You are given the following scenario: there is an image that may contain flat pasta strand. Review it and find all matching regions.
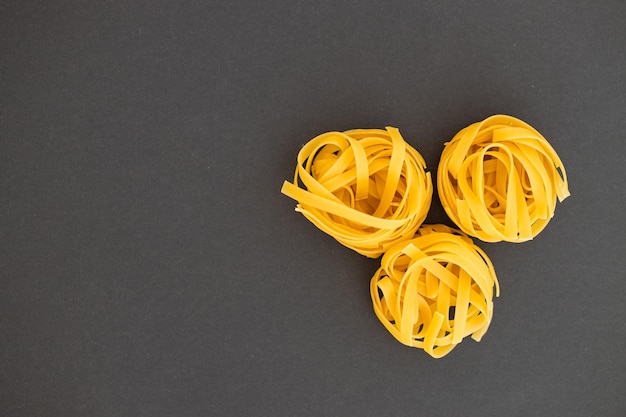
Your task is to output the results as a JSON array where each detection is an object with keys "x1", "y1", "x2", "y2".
[
  {"x1": 437, "y1": 115, "x2": 570, "y2": 242},
  {"x1": 370, "y1": 224, "x2": 499, "y2": 358},
  {"x1": 281, "y1": 127, "x2": 432, "y2": 257}
]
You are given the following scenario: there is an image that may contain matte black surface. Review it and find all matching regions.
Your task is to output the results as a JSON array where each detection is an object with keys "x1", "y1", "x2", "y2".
[{"x1": 1, "y1": 1, "x2": 625, "y2": 416}]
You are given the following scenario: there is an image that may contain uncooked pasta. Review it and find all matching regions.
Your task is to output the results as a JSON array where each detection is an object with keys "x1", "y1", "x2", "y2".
[
  {"x1": 437, "y1": 115, "x2": 569, "y2": 242},
  {"x1": 282, "y1": 127, "x2": 432, "y2": 257},
  {"x1": 370, "y1": 224, "x2": 499, "y2": 358}
]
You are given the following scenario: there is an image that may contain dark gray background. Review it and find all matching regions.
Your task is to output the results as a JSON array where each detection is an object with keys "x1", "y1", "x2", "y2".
[{"x1": 1, "y1": 1, "x2": 625, "y2": 416}]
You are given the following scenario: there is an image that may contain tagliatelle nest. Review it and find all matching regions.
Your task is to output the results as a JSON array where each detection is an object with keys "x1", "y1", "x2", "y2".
[
  {"x1": 370, "y1": 224, "x2": 499, "y2": 358},
  {"x1": 437, "y1": 115, "x2": 570, "y2": 243},
  {"x1": 282, "y1": 127, "x2": 432, "y2": 258}
]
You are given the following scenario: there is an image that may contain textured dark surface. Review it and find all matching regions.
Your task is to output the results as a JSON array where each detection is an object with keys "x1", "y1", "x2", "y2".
[{"x1": 1, "y1": 1, "x2": 625, "y2": 416}]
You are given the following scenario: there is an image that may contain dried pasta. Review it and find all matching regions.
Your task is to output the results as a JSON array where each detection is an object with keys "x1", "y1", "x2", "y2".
[
  {"x1": 281, "y1": 127, "x2": 432, "y2": 257},
  {"x1": 370, "y1": 224, "x2": 499, "y2": 358},
  {"x1": 437, "y1": 115, "x2": 570, "y2": 242}
]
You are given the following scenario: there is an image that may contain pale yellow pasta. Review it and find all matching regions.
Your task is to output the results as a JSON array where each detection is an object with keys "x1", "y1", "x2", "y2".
[
  {"x1": 438, "y1": 115, "x2": 570, "y2": 242},
  {"x1": 370, "y1": 224, "x2": 499, "y2": 358},
  {"x1": 281, "y1": 127, "x2": 432, "y2": 257}
]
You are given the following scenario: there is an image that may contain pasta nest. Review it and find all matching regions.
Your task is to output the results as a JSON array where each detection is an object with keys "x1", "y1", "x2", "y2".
[
  {"x1": 282, "y1": 127, "x2": 432, "y2": 258},
  {"x1": 437, "y1": 115, "x2": 570, "y2": 242},
  {"x1": 370, "y1": 224, "x2": 499, "y2": 358}
]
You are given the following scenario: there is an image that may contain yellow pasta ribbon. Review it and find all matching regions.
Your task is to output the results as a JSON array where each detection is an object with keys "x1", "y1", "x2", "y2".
[
  {"x1": 370, "y1": 224, "x2": 500, "y2": 358},
  {"x1": 281, "y1": 127, "x2": 432, "y2": 258},
  {"x1": 437, "y1": 115, "x2": 570, "y2": 242}
]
